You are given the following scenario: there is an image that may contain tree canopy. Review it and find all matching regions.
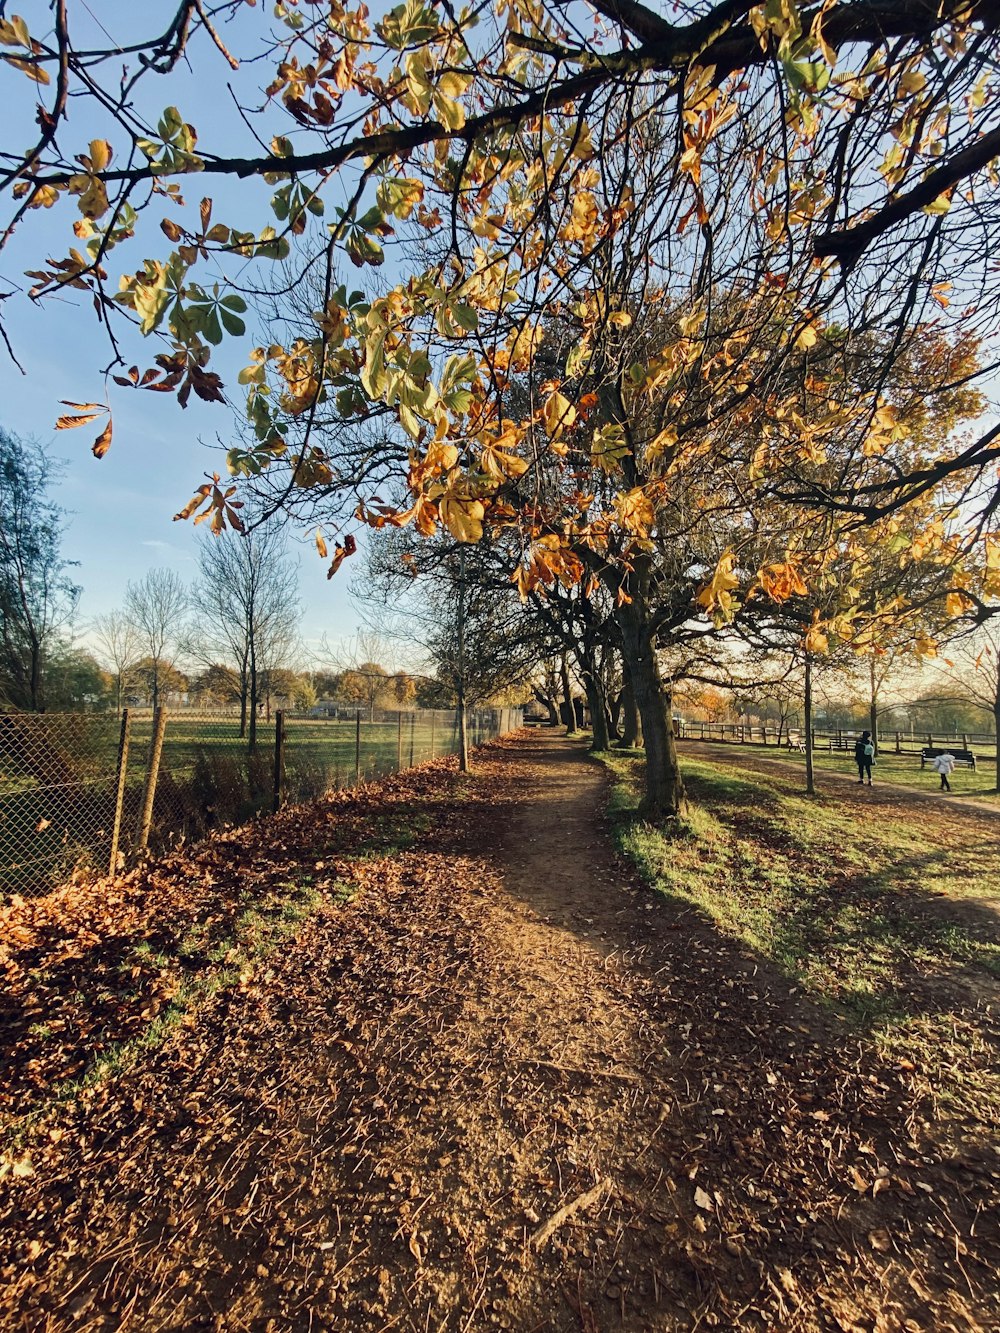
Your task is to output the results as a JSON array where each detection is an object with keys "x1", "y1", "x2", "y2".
[{"x1": 4, "y1": 0, "x2": 1000, "y2": 805}]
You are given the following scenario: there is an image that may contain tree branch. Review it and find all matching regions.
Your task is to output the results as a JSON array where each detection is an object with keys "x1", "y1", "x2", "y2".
[{"x1": 814, "y1": 124, "x2": 1000, "y2": 265}]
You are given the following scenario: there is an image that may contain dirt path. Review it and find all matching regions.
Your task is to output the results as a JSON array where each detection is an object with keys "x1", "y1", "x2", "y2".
[{"x1": 2, "y1": 735, "x2": 998, "y2": 1332}]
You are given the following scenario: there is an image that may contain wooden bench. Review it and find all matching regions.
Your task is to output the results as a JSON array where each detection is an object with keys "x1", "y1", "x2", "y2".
[{"x1": 920, "y1": 747, "x2": 977, "y2": 771}]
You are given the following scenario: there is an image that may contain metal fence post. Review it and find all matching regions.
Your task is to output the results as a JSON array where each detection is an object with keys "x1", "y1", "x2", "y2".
[
  {"x1": 272, "y1": 710, "x2": 285, "y2": 814},
  {"x1": 136, "y1": 706, "x2": 167, "y2": 852},
  {"x1": 355, "y1": 709, "x2": 362, "y2": 784},
  {"x1": 108, "y1": 708, "x2": 131, "y2": 876},
  {"x1": 397, "y1": 710, "x2": 403, "y2": 772},
  {"x1": 409, "y1": 712, "x2": 415, "y2": 768},
  {"x1": 430, "y1": 710, "x2": 436, "y2": 760}
]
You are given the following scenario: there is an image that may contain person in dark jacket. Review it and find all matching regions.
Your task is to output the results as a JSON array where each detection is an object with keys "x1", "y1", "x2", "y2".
[{"x1": 854, "y1": 731, "x2": 875, "y2": 785}]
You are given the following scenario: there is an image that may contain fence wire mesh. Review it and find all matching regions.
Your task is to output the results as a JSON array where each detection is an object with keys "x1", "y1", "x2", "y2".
[
  {"x1": 0, "y1": 712, "x2": 128, "y2": 898},
  {"x1": 1, "y1": 705, "x2": 521, "y2": 899}
]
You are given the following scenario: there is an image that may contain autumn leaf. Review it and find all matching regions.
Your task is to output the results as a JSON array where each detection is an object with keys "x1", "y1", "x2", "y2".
[
  {"x1": 440, "y1": 492, "x2": 485, "y2": 543},
  {"x1": 326, "y1": 534, "x2": 357, "y2": 578},
  {"x1": 92, "y1": 417, "x2": 113, "y2": 458},
  {"x1": 697, "y1": 551, "x2": 739, "y2": 616},
  {"x1": 613, "y1": 487, "x2": 654, "y2": 535},
  {"x1": 542, "y1": 391, "x2": 576, "y2": 438}
]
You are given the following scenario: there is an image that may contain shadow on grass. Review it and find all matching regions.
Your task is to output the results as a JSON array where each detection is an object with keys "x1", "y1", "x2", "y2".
[{"x1": 602, "y1": 751, "x2": 1000, "y2": 1039}]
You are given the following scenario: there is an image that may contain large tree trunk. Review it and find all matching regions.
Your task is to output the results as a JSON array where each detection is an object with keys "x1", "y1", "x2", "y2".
[
  {"x1": 608, "y1": 689, "x2": 623, "y2": 740},
  {"x1": 869, "y1": 659, "x2": 878, "y2": 755},
  {"x1": 617, "y1": 667, "x2": 642, "y2": 748},
  {"x1": 560, "y1": 654, "x2": 576, "y2": 735},
  {"x1": 617, "y1": 602, "x2": 685, "y2": 817},
  {"x1": 457, "y1": 545, "x2": 469, "y2": 771},
  {"x1": 532, "y1": 686, "x2": 559, "y2": 727},
  {"x1": 600, "y1": 645, "x2": 622, "y2": 740},
  {"x1": 994, "y1": 699, "x2": 1000, "y2": 793},
  {"x1": 804, "y1": 655, "x2": 815, "y2": 796},
  {"x1": 578, "y1": 648, "x2": 611, "y2": 751}
]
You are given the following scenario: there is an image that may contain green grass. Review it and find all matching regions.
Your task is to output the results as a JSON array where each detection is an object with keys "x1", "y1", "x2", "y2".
[
  {"x1": 681, "y1": 736, "x2": 1000, "y2": 799},
  {"x1": 602, "y1": 749, "x2": 1000, "y2": 1021},
  {"x1": 602, "y1": 749, "x2": 1000, "y2": 1119},
  {"x1": 127, "y1": 714, "x2": 471, "y2": 785}
]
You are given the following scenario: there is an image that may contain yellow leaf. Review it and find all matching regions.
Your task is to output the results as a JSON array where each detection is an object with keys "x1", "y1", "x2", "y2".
[
  {"x1": 542, "y1": 391, "x2": 576, "y2": 438},
  {"x1": 794, "y1": 323, "x2": 819, "y2": 352},
  {"x1": 900, "y1": 70, "x2": 926, "y2": 95},
  {"x1": 804, "y1": 625, "x2": 828, "y2": 654},
  {"x1": 678, "y1": 306, "x2": 706, "y2": 338},
  {"x1": 613, "y1": 487, "x2": 654, "y2": 535},
  {"x1": 8, "y1": 56, "x2": 49, "y2": 85},
  {"x1": 88, "y1": 139, "x2": 112, "y2": 171},
  {"x1": 480, "y1": 442, "x2": 528, "y2": 482},
  {"x1": 68, "y1": 172, "x2": 109, "y2": 220},
  {"x1": 697, "y1": 551, "x2": 739, "y2": 615},
  {"x1": 315, "y1": 529, "x2": 328, "y2": 559},
  {"x1": 923, "y1": 191, "x2": 952, "y2": 216},
  {"x1": 440, "y1": 494, "x2": 484, "y2": 543},
  {"x1": 560, "y1": 191, "x2": 598, "y2": 242},
  {"x1": 679, "y1": 144, "x2": 701, "y2": 185},
  {"x1": 591, "y1": 424, "x2": 629, "y2": 473}
]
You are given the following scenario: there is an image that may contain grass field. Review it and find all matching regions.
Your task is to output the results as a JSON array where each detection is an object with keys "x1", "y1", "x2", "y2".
[
  {"x1": 1, "y1": 709, "x2": 494, "y2": 899},
  {"x1": 602, "y1": 747, "x2": 1000, "y2": 1122},
  {"x1": 129, "y1": 712, "x2": 472, "y2": 786},
  {"x1": 682, "y1": 735, "x2": 1000, "y2": 797}
]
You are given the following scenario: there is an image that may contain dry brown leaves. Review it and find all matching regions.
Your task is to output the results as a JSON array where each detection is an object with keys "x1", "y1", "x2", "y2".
[{"x1": 1, "y1": 734, "x2": 998, "y2": 1333}]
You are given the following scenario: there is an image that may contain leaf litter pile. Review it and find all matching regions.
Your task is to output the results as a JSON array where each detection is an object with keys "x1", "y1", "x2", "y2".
[{"x1": 2, "y1": 733, "x2": 998, "y2": 1332}]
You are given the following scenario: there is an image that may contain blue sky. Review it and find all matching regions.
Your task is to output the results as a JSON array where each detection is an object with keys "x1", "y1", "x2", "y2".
[{"x1": 0, "y1": 1, "x2": 371, "y2": 658}]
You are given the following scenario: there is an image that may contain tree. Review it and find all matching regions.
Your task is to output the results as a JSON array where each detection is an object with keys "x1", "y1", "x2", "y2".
[
  {"x1": 92, "y1": 609, "x2": 141, "y2": 716},
  {"x1": 44, "y1": 646, "x2": 113, "y2": 710},
  {"x1": 4, "y1": 1, "x2": 1000, "y2": 816},
  {"x1": 125, "y1": 569, "x2": 188, "y2": 712},
  {"x1": 187, "y1": 520, "x2": 301, "y2": 746},
  {"x1": 6, "y1": 2, "x2": 999, "y2": 535},
  {"x1": 131, "y1": 656, "x2": 188, "y2": 704},
  {"x1": 358, "y1": 528, "x2": 547, "y2": 766},
  {"x1": 0, "y1": 430, "x2": 80, "y2": 711},
  {"x1": 338, "y1": 663, "x2": 390, "y2": 721},
  {"x1": 190, "y1": 663, "x2": 242, "y2": 706}
]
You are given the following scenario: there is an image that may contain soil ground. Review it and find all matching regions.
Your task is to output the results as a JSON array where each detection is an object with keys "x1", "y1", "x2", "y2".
[{"x1": 2, "y1": 733, "x2": 998, "y2": 1332}]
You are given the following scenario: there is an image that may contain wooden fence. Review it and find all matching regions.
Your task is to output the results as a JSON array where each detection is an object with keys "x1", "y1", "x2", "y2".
[{"x1": 678, "y1": 720, "x2": 997, "y2": 754}]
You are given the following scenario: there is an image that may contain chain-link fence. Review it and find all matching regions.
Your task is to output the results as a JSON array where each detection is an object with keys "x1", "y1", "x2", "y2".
[
  {"x1": 0, "y1": 712, "x2": 130, "y2": 899},
  {"x1": 0, "y1": 705, "x2": 522, "y2": 900}
]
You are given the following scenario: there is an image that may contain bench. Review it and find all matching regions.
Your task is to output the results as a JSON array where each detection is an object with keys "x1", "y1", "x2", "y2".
[{"x1": 920, "y1": 747, "x2": 977, "y2": 771}]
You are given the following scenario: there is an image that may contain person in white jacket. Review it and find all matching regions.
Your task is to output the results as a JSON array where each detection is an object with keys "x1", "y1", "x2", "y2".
[{"x1": 931, "y1": 752, "x2": 956, "y2": 792}]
